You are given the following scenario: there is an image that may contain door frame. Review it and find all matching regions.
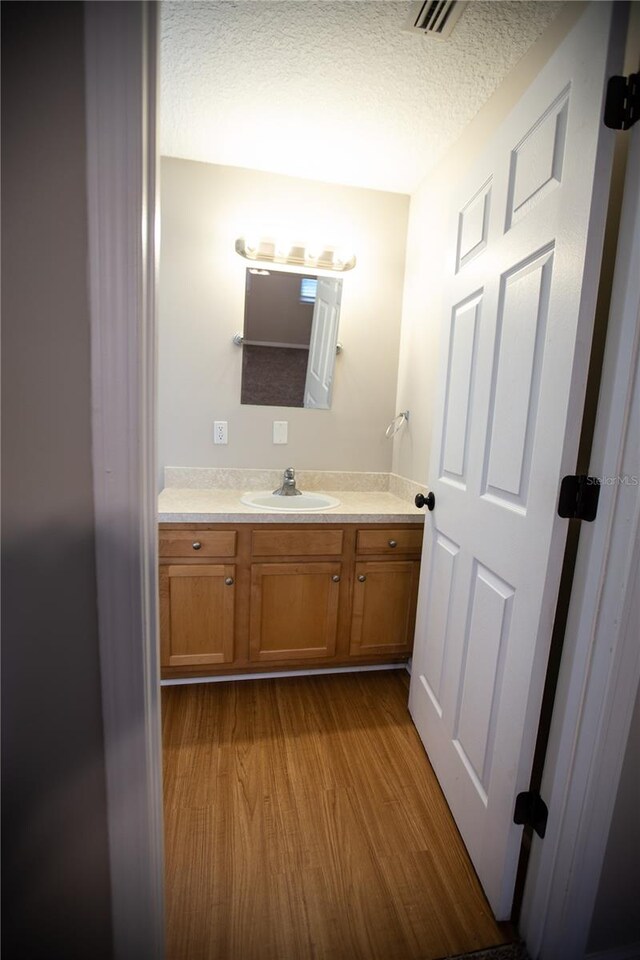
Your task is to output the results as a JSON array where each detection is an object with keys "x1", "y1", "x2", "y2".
[
  {"x1": 84, "y1": 3, "x2": 639, "y2": 958},
  {"x1": 84, "y1": 3, "x2": 164, "y2": 958},
  {"x1": 520, "y1": 118, "x2": 640, "y2": 960}
]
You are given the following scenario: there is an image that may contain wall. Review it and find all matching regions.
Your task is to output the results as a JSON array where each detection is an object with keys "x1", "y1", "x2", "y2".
[
  {"x1": 1, "y1": 4, "x2": 113, "y2": 957},
  {"x1": 392, "y1": 1, "x2": 586, "y2": 483},
  {"x1": 390, "y1": 172, "x2": 449, "y2": 486},
  {"x1": 158, "y1": 158, "x2": 409, "y2": 483}
]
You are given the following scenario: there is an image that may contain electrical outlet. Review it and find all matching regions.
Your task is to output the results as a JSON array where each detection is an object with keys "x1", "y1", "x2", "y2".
[
  {"x1": 273, "y1": 420, "x2": 288, "y2": 444},
  {"x1": 214, "y1": 421, "x2": 228, "y2": 445}
]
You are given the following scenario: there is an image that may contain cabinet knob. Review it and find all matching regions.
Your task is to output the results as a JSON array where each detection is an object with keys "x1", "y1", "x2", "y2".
[
  {"x1": 358, "y1": 574, "x2": 367, "y2": 582},
  {"x1": 224, "y1": 577, "x2": 234, "y2": 586},
  {"x1": 192, "y1": 541, "x2": 202, "y2": 550},
  {"x1": 388, "y1": 539, "x2": 398, "y2": 548},
  {"x1": 331, "y1": 574, "x2": 341, "y2": 583}
]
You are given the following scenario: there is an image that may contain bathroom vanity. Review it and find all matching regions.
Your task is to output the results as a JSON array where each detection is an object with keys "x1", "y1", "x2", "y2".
[{"x1": 158, "y1": 474, "x2": 426, "y2": 678}]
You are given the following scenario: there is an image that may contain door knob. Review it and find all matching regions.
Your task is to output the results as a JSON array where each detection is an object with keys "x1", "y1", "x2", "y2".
[
  {"x1": 224, "y1": 577, "x2": 234, "y2": 586},
  {"x1": 192, "y1": 541, "x2": 202, "y2": 550},
  {"x1": 358, "y1": 574, "x2": 367, "y2": 582},
  {"x1": 415, "y1": 492, "x2": 435, "y2": 511}
]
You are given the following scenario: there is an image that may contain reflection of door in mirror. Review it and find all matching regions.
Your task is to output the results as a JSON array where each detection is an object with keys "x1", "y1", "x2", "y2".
[
  {"x1": 240, "y1": 268, "x2": 342, "y2": 409},
  {"x1": 304, "y1": 278, "x2": 342, "y2": 409}
]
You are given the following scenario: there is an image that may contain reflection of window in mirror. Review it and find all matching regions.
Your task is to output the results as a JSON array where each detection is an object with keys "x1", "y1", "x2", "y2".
[{"x1": 240, "y1": 268, "x2": 342, "y2": 410}]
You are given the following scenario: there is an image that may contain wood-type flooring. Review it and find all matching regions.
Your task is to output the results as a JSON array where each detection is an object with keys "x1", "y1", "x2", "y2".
[{"x1": 162, "y1": 670, "x2": 511, "y2": 960}]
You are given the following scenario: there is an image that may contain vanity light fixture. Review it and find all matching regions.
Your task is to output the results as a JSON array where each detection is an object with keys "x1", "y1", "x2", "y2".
[{"x1": 235, "y1": 236, "x2": 356, "y2": 272}]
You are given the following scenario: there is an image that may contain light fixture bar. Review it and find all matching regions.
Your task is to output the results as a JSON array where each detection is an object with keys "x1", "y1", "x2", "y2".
[{"x1": 235, "y1": 237, "x2": 356, "y2": 272}]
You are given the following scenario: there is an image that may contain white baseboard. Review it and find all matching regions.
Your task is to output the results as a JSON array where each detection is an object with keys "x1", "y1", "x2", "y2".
[
  {"x1": 586, "y1": 942, "x2": 640, "y2": 960},
  {"x1": 161, "y1": 662, "x2": 408, "y2": 686}
]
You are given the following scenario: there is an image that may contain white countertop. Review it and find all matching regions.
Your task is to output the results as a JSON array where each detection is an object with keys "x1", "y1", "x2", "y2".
[{"x1": 158, "y1": 487, "x2": 425, "y2": 524}]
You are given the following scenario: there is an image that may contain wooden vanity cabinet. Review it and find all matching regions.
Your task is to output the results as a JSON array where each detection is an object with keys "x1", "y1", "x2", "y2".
[
  {"x1": 249, "y1": 528, "x2": 345, "y2": 663},
  {"x1": 350, "y1": 560, "x2": 420, "y2": 656},
  {"x1": 250, "y1": 561, "x2": 342, "y2": 662},
  {"x1": 159, "y1": 563, "x2": 236, "y2": 667},
  {"x1": 159, "y1": 521, "x2": 423, "y2": 678},
  {"x1": 349, "y1": 527, "x2": 421, "y2": 656}
]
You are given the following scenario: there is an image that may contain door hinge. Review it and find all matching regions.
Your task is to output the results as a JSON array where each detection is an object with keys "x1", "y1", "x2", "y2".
[
  {"x1": 604, "y1": 72, "x2": 639, "y2": 131},
  {"x1": 558, "y1": 474, "x2": 600, "y2": 521},
  {"x1": 514, "y1": 791, "x2": 548, "y2": 839}
]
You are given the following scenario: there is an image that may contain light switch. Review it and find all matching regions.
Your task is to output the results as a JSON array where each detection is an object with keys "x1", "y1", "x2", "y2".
[{"x1": 273, "y1": 420, "x2": 288, "y2": 444}]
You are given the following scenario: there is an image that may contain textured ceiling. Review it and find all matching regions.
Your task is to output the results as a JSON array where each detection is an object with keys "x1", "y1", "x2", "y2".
[{"x1": 160, "y1": 1, "x2": 564, "y2": 195}]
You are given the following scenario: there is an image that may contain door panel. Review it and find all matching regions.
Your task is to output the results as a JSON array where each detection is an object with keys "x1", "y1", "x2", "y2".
[
  {"x1": 457, "y1": 179, "x2": 492, "y2": 271},
  {"x1": 440, "y1": 292, "x2": 482, "y2": 486},
  {"x1": 409, "y1": 2, "x2": 622, "y2": 918},
  {"x1": 506, "y1": 86, "x2": 569, "y2": 230},
  {"x1": 420, "y1": 532, "x2": 459, "y2": 713},
  {"x1": 454, "y1": 563, "x2": 515, "y2": 798},
  {"x1": 482, "y1": 245, "x2": 554, "y2": 509}
]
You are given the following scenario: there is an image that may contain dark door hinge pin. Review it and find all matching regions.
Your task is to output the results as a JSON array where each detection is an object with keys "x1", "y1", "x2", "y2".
[
  {"x1": 514, "y1": 791, "x2": 549, "y2": 839},
  {"x1": 604, "y1": 72, "x2": 639, "y2": 131},
  {"x1": 558, "y1": 474, "x2": 601, "y2": 522}
]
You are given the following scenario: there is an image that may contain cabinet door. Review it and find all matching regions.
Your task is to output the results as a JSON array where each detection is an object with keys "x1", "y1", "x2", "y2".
[
  {"x1": 250, "y1": 562, "x2": 341, "y2": 662},
  {"x1": 350, "y1": 560, "x2": 420, "y2": 656},
  {"x1": 160, "y1": 564, "x2": 235, "y2": 667}
]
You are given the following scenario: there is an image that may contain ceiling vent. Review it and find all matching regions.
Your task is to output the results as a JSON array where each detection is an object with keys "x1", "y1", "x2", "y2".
[{"x1": 405, "y1": 1, "x2": 468, "y2": 39}]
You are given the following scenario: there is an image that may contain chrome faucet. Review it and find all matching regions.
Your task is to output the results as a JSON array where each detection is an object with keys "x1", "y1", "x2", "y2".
[{"x1": 273, "y1": 467, "x2": 302, "y2": 496}]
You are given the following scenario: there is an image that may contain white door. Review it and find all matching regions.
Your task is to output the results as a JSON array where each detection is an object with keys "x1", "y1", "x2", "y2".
[
  {"x1": 304, "y1": 277, "x2": 341, "y2": 408},
  {"x1": 409, "y1": 1, "x2": 624, "y2": 919}
]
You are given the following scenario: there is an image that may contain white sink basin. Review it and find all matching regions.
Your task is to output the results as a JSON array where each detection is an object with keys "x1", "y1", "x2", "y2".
[{"x1": 240, "y1": 490, "x2": 341, "y2": 512}]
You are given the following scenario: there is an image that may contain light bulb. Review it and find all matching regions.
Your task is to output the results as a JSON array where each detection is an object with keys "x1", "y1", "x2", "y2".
[
  {"x1": 275, "y1": 238, "x2": 292, "y2": 258},
  {"x1": 305, "y1": 240, "x2": 323, "y2": 261},
  {"x1": 332, "y1": 247, "x2": 354, "y2": 269}
]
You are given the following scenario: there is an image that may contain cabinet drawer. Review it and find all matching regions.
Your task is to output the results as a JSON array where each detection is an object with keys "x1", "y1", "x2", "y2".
[
  {"x1": 252, "y1": 529, "x2": 343, "y2": 557},
  {"x1": 159, "y1": 529, "x2": 236, "y2": 558},
  {"x1": 356, "y1": 528, "x2": 423, "y2": 556}
]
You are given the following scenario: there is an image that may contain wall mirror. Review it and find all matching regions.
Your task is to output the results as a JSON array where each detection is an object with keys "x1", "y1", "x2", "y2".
[{"x1": 240, "y1": 268, "x2": 342, "y2": 409}]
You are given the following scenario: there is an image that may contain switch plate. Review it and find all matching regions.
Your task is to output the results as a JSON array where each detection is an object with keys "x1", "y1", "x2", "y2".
[
  {"x1": 273, "y1": 420, "x2": 288, "y2": 444},
  {"x1": 214, "y1": 421, "x2": 228, "y2": 444}
]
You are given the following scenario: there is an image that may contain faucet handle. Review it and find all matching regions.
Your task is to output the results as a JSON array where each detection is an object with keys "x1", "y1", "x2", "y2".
[{"x1": 284, "y1": 467, "x2": 295, "y2": 479}]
